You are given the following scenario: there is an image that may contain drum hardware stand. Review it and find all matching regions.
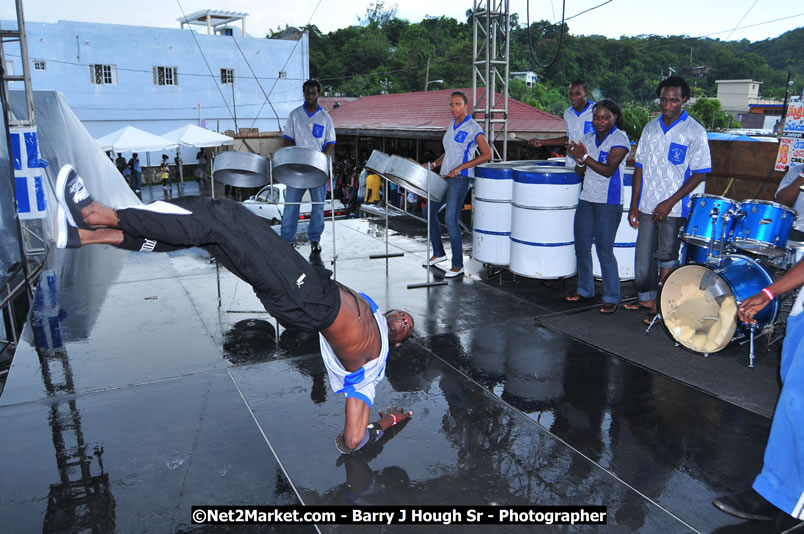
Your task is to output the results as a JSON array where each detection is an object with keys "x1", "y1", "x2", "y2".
[
  {"x1": 408, "y1": 163, "x2": 448, "y2": 290},
  {"x1": 748, "y1": 323, "x2": 758, "y2": 368},
  {"x1": 643, "y1": 313, "x2": 661, "y2": 335}
]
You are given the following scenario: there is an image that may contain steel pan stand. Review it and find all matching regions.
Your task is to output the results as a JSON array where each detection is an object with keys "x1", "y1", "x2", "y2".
[
  {"x1": 370, "y1": 176, "x2": 405, "y2": 276},
  {"x1": 408, "y1": 163, "x2": 448, "y2": 290}
]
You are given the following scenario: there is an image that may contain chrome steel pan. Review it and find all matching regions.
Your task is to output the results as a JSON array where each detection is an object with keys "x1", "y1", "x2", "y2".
[
  {"x1": 384, "y1": 156, "x2": 448, "y2": 201},
  {"x1": 211, "y1": 151, "x2": 269, "y2": 188},
  {"x1": 366, "y1": 150, "x2": 392, "y2": 176},
  {"x1": 271, "y1": 146, "x2": 329, "y2": 188}
]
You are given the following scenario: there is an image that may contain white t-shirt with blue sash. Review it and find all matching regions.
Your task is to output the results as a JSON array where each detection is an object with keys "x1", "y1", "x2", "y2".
[{"x1": 578, "y1": 127, "x2": 630, "y2": 205}]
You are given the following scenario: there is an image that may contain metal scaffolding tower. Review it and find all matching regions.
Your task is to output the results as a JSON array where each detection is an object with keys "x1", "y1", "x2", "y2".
[{"x1": 472, "y1": 0, "x2": 510, "y2": 162}]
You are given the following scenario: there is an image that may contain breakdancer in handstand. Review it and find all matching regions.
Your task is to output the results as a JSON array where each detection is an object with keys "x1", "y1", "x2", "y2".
[{"x1": 54, "y1": 164, "x2": 413, "y2": 453}]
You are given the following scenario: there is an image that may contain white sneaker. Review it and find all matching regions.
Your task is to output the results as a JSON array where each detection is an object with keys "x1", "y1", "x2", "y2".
[
  {"x1": 423, "y1": 254, "x2": 447, "y2": 267},
  {"x1": 444, "y1": 267, "x2": 464, "y2": 278},
  {"x1": 55, "y1": 204, "x2": 80, "y2": 249}
]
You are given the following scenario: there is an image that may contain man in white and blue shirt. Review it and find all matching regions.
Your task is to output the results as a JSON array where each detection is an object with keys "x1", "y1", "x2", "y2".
[
  {"x1": 281, "y1": 79, "x2": 336, "y2": 253},
  {"x1": 626, "y1": 76, "x2": 711, "y2": 320},
  {"x1": 529, "y1": 80, "x2": 594, "y2": 170},
  {"x1": 775, "y1": 162, "x2": 804, "y2": 239}
]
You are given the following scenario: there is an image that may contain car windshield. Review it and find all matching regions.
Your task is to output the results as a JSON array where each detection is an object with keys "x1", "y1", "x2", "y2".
[{"x1": 257, "y1": 187, "x2": 280, "y2": 203}]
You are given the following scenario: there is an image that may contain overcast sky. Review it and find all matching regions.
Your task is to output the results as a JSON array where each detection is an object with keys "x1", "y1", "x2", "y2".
[{"x1": 1, "y1": 0, "x2": 801, "y2": 42}]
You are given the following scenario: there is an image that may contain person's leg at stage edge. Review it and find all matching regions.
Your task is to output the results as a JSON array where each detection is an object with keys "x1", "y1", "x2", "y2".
[
  {"x1": 281, "y1": 185, "x2": 304, "y2": 246},
  {"x1": 570, "y1": 199, "x2": 595, "y2": 302},
  {"x1": 424, "y1": 196, "x2": 447, "y2": 267},
  {"x1": 442, "y1": 175, "x2": 470, "y2": 277},
  {"x1": 650, "y1": 216, "x2": 684, "y2": 320},
  {"x1": 308, "y1": 183, "x2": 325, "y2": 253},
  {"x1": 594, "y1": 202, "x2": 622, "y2": 313},
  {"x1": 627, "y1": 212, "x2": 659, "y2": 316},
  {"x1": 713, "y1": 313, "x2": 804, "y2": 524}
]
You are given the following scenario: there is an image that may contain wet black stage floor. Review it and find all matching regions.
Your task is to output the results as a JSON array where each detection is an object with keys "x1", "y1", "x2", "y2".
[{"x1": 0, "y1": 215, "x2": 786, "y2": 532}]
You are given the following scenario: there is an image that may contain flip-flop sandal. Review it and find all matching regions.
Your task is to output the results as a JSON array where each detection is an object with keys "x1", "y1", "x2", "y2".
[
  {"x1": 642, "y1": 312, "x2": 658, "y2": 325},
  {"x1": 622, "y1": 302, "x2": 642, "y2": 311},
  {"x1": 565, "y1": 294, "x2": 585, "y2": 302},
  {"x1": 600, "y1": 303, "x2": 617, "y2": 314}
]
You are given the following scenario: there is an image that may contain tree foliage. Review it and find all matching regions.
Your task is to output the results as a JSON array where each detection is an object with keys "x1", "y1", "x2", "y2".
[{"x1": 290, "y1": 6, "x2": 802, "y2": 128}]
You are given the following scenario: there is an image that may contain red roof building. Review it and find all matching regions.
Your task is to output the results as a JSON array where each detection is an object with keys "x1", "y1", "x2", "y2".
[
  {"x1": 330, "y1": 88, "x2": 564, "y2": 138},
  {"x1": 328, "y1": 88, "x2": 565, "y2": 162}
]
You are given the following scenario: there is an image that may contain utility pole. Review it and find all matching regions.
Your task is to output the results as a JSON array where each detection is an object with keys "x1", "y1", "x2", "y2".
[{"x1": 424, "y1": 58, "x2": 430, "y2": 92}]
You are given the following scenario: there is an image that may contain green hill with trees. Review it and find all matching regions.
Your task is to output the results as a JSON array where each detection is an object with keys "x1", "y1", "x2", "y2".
[{"x1": 274, "y1": 2, "x2": 802, "y2": 131}]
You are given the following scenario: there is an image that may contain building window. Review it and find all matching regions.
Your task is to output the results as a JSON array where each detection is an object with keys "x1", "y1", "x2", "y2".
[
  {"x1": 220, "y1": 68, "x2": 234, "y2": 84},
  {"x1": 33, "y1": 60, "x2": 46, "y2": 71},
  {"x1": 278, "y1": 71, "x2": 287, "y2": 79},
  {"x1": 153, "y1": 66, "x2": 178, "y2": 86},
  {"x1": 89, "y1": 64, "x2": 117, "y2": 85}
]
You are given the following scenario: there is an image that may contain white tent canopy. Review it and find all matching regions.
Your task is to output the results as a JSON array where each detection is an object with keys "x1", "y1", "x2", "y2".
[
  {"x1": 160, "y1": 124, "x2": 234, "y2": 148},
  {"x1": 96, "y1": 126, "x2": 178, "y2": 153}
]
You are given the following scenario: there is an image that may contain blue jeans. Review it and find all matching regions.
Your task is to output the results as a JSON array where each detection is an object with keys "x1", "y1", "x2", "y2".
[
  {"x1": 427, "y1": 175, "x2": 471, "y2": 269},
  {"x1": 574, "y1": 200, "x2": 621, "y2": 304},
  {"x1": 281, "y1": 184, "x2": 325, "y2": 244},
  {"x1": 754, "y1": 312, "x2": 804, "y2": 518},
  {"x1": 634, "y1": 213, "x2": 684, "y2": 302}
]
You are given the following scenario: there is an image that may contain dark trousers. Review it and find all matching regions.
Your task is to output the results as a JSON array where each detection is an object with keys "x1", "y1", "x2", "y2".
[{"x1": 116, "y1": 197, "x2": 340, "y2": 331}]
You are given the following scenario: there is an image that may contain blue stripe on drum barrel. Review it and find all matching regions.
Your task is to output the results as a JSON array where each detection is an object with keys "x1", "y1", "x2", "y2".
[
  {"x1": 512, "y1": 166, "x2": 581, "y2": 185},
  {"x1": 510, "y1": 237, "x2": 574, "y2": 247},
  {"x1": 474, "y1": 229, "x2": 511, "y2": 236},
  {"x1": 476, "y1": 165, "x2": 513, "y2": 180}
]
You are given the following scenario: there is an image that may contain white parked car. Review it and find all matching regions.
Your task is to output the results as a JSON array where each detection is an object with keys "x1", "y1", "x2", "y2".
[{"x1": 242, "y1": 183, "x2": 348, "y2": 225}]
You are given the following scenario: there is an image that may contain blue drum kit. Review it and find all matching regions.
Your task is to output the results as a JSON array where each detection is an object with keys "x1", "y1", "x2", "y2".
[{"x1": 660, "y1": 194, "x2": 798, "y2": 365}]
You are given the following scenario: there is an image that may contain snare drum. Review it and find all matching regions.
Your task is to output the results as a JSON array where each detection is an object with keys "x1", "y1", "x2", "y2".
[
  {"x1": 659, "y1": 254, "x2": 778, "y2": 354},
  {"x1": 681, "y1": 194, "x2": 738, "y2": 247},
  {"x1": 732, "y1": 200, "x2": 796, "y2": 257}
]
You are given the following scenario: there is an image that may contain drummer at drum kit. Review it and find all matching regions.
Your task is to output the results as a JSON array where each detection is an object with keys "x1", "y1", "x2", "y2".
[
  {"x1": 424, "y1": 91, "x2": 492, "y2": 278},
  {"x1": 281, "y1": 79, "x2": 336, "y2": 254}
]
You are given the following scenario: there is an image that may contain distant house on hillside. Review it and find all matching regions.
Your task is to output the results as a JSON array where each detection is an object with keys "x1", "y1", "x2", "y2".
[{"x1": 715, "y1": 79, "x2": 783, "y2": 131}]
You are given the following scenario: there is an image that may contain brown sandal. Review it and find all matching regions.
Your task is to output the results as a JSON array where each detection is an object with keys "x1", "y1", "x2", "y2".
[
  {"x1": 565, "y1": 294, "x2": 585, "y2": 302},
  {"x1": 600, "y1": 303, "x2": 617, "y2": 314},
  {"x1": 642, "y1": 312, "x2": 658, "y2": 325},
  {"x1": 623, "y1": 302, "x2": 643, "y2": 311}
]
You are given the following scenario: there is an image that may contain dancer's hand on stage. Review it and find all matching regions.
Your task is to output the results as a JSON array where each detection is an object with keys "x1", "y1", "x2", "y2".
[
  {"x1": 738, "y1": 293, "x2": 770, "y2": 324},
  {"x1": 379, "y1": 407, "x2": 412, "y2": 426}
]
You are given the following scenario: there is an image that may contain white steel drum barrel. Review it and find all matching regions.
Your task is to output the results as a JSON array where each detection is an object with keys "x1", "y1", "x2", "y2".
[
  {"x1": 509, "y1": 166, "x2": 582, "y2": 279},
  {"x1": 592, "y1": 167, "x2": 636, "y2": 280},
  {"x1": 473, "y1": 161, "x2": 544, "y2": 265}
]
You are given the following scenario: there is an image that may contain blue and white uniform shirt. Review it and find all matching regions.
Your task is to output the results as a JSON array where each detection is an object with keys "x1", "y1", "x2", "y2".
[
  {"x1": 442, "y1": 115, "x2": 484, "y2": 178},
  {"x1": 578, "y1": 127, "x2": 630, "y2": 205},
  {"x1": 564, "y1": 101, "x2": 595, "y2": 170},
  {"x1": 776, "y1": 163, "x2": 804, "y2": 232},
  {"x1": 319, "y1": 293, "x2": 389, "y2": 407},
  {"x1": 283, "y1": 104, "x2": 336, "y2": 152},
  {"x1": 634, "y1": 110, "x2": 711, "y2": 217}
]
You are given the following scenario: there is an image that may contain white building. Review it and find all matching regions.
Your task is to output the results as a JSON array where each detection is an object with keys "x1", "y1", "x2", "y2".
[
  {"x1": 715, "y1": 79, "x2": 761, "y2": 114},
  {"x1": 2, "y1": 12, "x2": 309, "y2": 141},
  {"x1": 511, "y1": 71, "x2": 538, "y2": 87}
]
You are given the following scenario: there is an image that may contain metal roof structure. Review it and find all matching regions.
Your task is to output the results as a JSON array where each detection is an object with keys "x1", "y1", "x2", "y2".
[
  {"x1": 329, "y1": 88, "x2": 565, "y2": 140},
  {"x1": 177, "y1": 10, "x2": 249, "y2": 36}
]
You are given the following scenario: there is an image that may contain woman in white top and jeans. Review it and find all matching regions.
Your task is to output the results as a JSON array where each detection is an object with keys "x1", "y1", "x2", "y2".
[
  {"x1": 425, "y1": 91, "x2": 492, "y2": 278},
  {"x1": 566, "y1": 99, "x2": 630, "y2": 313}
]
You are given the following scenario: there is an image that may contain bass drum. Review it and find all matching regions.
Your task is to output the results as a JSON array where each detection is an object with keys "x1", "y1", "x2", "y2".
[{"x1": 659, "y1": 254, "x2": 778, "y2": 354}]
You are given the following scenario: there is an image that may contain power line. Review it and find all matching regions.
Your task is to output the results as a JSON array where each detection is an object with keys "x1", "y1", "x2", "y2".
[{"x1": 726, "y1": 0, "x2": 758, "y2": 41}]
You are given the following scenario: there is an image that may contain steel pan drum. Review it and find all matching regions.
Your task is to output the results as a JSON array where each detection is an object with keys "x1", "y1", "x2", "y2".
[
  {"x1": 212, "y1": 151, "x2": 269, "y2": 188},
  {"x1": 271, "y1": 146, "x2": 329, "y2": 188},
  {"x1": 509, "y1": 166, "x2": 581, "y2": 279},
  {"x1": 366, "y1": 150, "x2": 392, "y2": 177},
  {"x1": 592, "y1": 168, "x2": 637, "y2": 280},
  {"x1": 473, "y1": 199, "x2": 511, "y2": 265},
  {"x1": 383, "y1": 156, "x2": 448, "y2": 201},
  {"x1": 659, "y1": 254, "x2": 778, "y2": 354}
]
